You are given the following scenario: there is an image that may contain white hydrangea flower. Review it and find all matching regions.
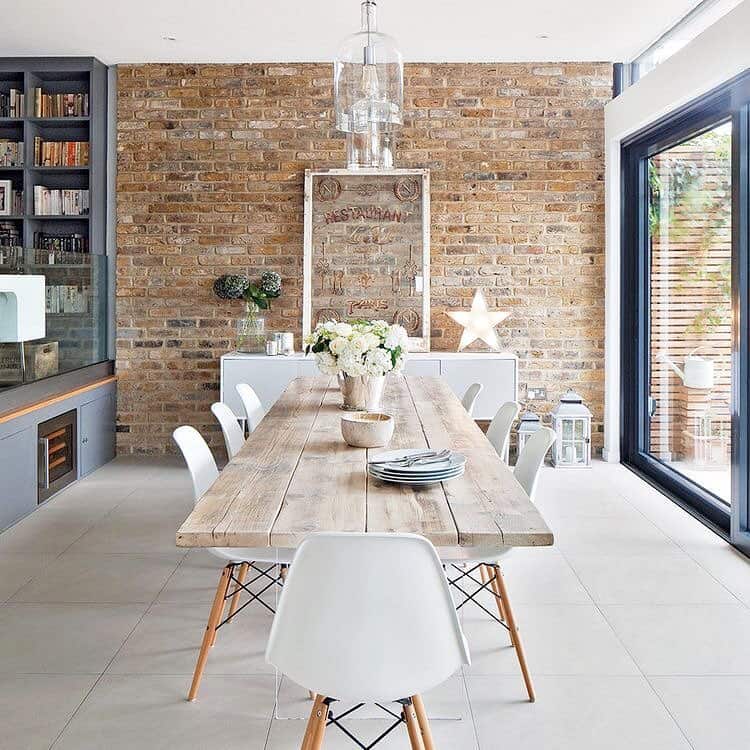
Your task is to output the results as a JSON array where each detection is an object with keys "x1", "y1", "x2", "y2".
[
  {"x1": 333, "y1": 322, "x2": 354, "y2": 338},
  {"x1": 391, "y1": 353, "x2": 405, "y2": 373},
  {"x1": 384, "y1": 324, "x2": 408, "y2": 350},
  {"x1": 364, "y1": 347, "x2": 394, "y2": 376},
  {"x1": 339, "y1": 347, "x2": 366, "y2": 377},
  {"x1": 361, "y1": 332, "x2": 380, "y2": 351},
  {"x1": 315, "y1": 351, "x2": 339, "y2": 376}
]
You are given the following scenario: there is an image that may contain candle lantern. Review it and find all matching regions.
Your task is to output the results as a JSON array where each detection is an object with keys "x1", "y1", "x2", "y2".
[
  {"x1": 517, "y1": 411, "x2": 541, "y2": 454},
  {"x1": 551, "y1": 390, "x2": 592, "y2": 468}
]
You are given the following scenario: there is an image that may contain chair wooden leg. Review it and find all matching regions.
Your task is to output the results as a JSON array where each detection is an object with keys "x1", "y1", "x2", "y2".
[
  {"x1": 485, "y1": 564, "x2": 507, "y2": 622},
  {"x1": 403, "y1": 699, "x2": 426, "y2": 750},
  {"x1": 227, "y1": 562, "x2": 249, "y2": 623},
  {"x1": 187, "y1": 564, "x2": 233, "y2": 702},
  {"x1": 301, "y1": 695, "x2": 326, "y2": 750},
  {"x1": 411, "y1": 694, "x2": 435, "y2": 750},
  {"x1": 490, "y1": 564, "x2": 535, "y2": 702},
  {"x1": 308, "y1": 696, "x2": 328, "y2": 750}
]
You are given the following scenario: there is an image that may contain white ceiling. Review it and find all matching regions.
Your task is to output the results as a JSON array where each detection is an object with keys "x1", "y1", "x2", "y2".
[{"x1": 1, "y1": 0, "x2": 702, "y2": 64}]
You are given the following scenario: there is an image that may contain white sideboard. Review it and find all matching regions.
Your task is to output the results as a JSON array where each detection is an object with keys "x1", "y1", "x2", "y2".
[{"x1": 220, "y1": 351, "x2": 518, "y2": 422}]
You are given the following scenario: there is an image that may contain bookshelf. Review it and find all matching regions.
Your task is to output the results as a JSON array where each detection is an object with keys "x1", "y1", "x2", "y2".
[{"x1": 0, "y1": 57, "x2": 108, "y2": 380}]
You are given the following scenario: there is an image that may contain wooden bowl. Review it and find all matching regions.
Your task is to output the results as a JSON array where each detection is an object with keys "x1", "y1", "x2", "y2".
[{"x1": 340, "y1": 412, "x2": 395, "y2": 448}]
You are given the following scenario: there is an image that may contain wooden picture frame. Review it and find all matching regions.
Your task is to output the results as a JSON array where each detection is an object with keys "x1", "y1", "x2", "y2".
[{"x1": 303, "y1": 168, "x2": 431, "y2": 352}]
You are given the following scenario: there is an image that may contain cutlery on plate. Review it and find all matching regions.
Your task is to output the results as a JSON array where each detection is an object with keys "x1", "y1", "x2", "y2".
[{"x1": 369, "y1": 449, "x2": 451, "y2": 468}]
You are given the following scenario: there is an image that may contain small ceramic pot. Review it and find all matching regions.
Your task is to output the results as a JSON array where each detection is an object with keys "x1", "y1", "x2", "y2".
[{"x1": 340, "y1": 412, "x2": 394, "y2": 448}]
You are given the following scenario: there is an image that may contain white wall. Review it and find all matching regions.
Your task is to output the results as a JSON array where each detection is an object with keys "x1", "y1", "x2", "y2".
[{"x1": 603, "y1": 0, "x2": 750, "y2": 461}]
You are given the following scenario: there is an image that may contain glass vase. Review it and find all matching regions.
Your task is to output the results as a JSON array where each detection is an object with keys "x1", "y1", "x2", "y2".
[{"x1": 236, "y1": 303, "x2": 266, "y2": 353}]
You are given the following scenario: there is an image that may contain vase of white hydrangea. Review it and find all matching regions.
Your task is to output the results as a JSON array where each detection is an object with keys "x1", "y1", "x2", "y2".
[{"x1": 304, "y1": 319, "x2": 408, "y2": 411}]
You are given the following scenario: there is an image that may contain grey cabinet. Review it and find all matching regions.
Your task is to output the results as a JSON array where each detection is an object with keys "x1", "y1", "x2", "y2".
[
  {"x1": 79, "y1": 393, "x2": 116, "y2": 477},
  {"x1": 0, "y1": 427, "x2": 37, "y2": 530}
]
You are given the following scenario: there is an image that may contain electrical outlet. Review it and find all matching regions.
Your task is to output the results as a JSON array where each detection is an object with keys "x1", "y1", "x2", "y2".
[{"x1": 527, "y1": 387, "x2": 547, "y2": 400}]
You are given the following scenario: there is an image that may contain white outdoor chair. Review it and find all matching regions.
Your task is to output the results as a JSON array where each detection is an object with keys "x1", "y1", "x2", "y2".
[
  {"x1": 266, "y1": 532, "x2": 470, "y2": 750},
  {"x1": 173, "y1": 425, "x2": 293, "y2": 702},
  {"x1": 460, "y1": 382, "x2": 483, "y2": 417},
  {"x1": 485, "y1": 400, "x2": 520, "y2": 463},
  {"x1": 235, "y1": 382, "x2": 265, "y2": 435},
  {"x1": 440, "y1": 425, "x2": 556, "y2": 703},
  {"x1": 210, "y1": 401, "x2": 245, "y2": 460}
]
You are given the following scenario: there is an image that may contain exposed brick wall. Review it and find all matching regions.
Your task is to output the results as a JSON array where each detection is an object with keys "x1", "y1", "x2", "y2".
[{"x1": 116, "y1": 62, "x2": 610, "y2": 455}]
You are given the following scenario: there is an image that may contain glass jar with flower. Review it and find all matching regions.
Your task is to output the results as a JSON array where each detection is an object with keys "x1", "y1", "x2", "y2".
[
  {"x1": 304, "y1": 319, "x2": 408, "y2": 411},
  {"x1": 214, "y1": 271, "x2": 282, "y2": 353}
]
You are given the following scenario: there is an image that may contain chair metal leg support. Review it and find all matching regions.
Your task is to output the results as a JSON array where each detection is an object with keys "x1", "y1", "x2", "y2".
[{"x1": 227, "y1": 561, "x2": 250, "y2": 622}]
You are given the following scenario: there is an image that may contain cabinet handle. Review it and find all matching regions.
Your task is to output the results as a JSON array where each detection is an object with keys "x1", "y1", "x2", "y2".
[{"x1": 38, "y1": 437, "x2": 50, "y2": 489}]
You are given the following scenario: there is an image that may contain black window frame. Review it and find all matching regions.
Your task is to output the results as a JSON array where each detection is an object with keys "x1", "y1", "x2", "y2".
[{"x1": 621, "y1": 70, "x2": 750, "y2": 549}]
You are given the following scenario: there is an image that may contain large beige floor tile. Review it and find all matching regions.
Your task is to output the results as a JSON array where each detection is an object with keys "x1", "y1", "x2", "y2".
[
  {"x1": 650, "y1": 676, "x2": 750, "y2": 750},
  {"x1": 456, "y1": 548, "x2": 592, "y2": 606},
  {"x1": 40, "y1": 478, "x2": 135, "y2": 516},
  {"x1": 67, "y1": 492, "x2": 191, "y2": 557},
  {"x1": 462, "y1": 604, "x2": 639, "y2": 677},
  {"x1": 0, "y1": 603, "x2": 146, "y2": 673},
  {"x1": 567, "y1": 552, "x2": 738, "y2": 604},
  {"x1": 0, "y1": 508, "x2": 100, "y2": 563},
  {"x1": 52, "y1": 675, "x2": 274, "y2": 750},
  {"x1": 0, "y1": 674, "x2": 97, "y2": 750},
  {"x1": 467, "y1": 675, "x2": 691, "y2": 750},
  {"x1": 550, "y1": 515, "x2": 682, "y2": 557},
  {"x1": 106, "y1": 602, "x2": 275, "y2": 676},
  {"x1": 682, "y1": 543, "x2": 750, "y2": 606},
  {"x1": 0, "y1": 552, "x2": 47, "y2": 603},
  {"x1": 603, "y1": 604, "x2": 750, "y2": 675},
  {"x1": 11, "y1": 552, "x2": 182, "y2": 604}
]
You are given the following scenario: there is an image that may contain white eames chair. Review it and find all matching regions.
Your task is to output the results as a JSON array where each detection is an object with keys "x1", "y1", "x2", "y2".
[
  {"x1": 172, "y1": 426, "x2": 293, "y2": 701},
  {"x1": 460, "y1": 382, "x2": 483, "y2": 417},
  {"x1": 267, "y1": 532, "x2": 470, "y2": 750},
  {"x1": 440, "y1": 425, "x2": 556, "y2": 703},
  {"x1": 235, "y1": 382, "x2": 265, "y2": 435},
  {"x1": 486, "y1": 400, "x2": 520, "y2": 463},
  {"x1": 211, "y1": 401, "x2": 245, "y2": 460},
  {"x1": 514, "y1": 426, "x2": 556, "y2": 502}
]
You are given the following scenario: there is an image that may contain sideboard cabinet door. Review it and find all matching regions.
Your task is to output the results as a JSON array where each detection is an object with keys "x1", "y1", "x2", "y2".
[
  {"x1": 79, "y1": 393, "x2": 116, "y2": 477},
  {"x1": 0, "y1": 427, "x2": 36, "y2": 530}
]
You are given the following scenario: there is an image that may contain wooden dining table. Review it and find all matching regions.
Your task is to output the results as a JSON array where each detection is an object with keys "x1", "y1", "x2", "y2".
[{"x1": 176, "y1": 375, "x2": 553, "y2": 552}]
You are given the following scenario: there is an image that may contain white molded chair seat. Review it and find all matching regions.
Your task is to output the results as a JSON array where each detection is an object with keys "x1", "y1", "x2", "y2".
[
  {"x1": 267, "y1": 532, "x2": 470, "y2": 705},
  {"x1": 211, "y1": 401, "x2": 246, "y2": 460},
  {"x1": 486, "y1": 400, "x2": 520, "y2": 463},
  {"x1": 460, "y1": 382, "x2": 483, "y2": 416},
  {"x1": 236, "y1": 382, "x2": 265, "y2": 434}
]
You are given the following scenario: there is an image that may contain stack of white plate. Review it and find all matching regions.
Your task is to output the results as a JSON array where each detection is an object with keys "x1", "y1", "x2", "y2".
[{"x1": 367, "y1": 449, "x2": 466, "y2": 485}]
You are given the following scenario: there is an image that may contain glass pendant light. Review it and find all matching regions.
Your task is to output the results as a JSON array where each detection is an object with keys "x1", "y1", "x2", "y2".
[{"x1": 334, "y1": 0, "x2": 403, "y2": 169}]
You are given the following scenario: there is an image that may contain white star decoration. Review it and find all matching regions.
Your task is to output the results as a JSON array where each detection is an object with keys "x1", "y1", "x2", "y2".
[{"x1": 447, "y1": 289, "x2": 510, "y2": 351}]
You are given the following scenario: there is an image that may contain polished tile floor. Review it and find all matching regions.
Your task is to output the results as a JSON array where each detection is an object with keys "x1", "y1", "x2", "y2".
[{"x1": 2, "y1": 457, "x2": 750, "y2": 749}]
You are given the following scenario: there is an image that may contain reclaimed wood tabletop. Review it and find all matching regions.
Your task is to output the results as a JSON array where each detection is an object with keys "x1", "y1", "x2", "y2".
[{"x1": 176, "y1": 375, "x2": 553, "y2": 551}]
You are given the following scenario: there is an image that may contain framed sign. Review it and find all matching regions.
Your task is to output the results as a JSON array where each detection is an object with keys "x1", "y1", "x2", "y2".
[{"x1": 303, "y1": 168, "x2": 430, "y2": 351}]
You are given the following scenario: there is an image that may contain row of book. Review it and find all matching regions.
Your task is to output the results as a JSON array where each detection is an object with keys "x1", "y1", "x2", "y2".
[
  {"x1": 0, "y1": 221, "x2": 21, "y2": 247},
  {"x1": 34, "y1": 138, "x2": 89, "y2": 167},
  {"x1": 0, "y1": 89, "x2": 24, "y2": 117},
  {"x1": 46, "y1": 284, "x2": 90, "y2": 314},
  {"x1": 34, "y1": 231, "x2": 88, "y2": 253},
  {"x1": 33, "y1": 187, "x2": 89, "y2": 216},
  {"x1": 34, "y1": 89, "x2": 89, "y2": 118},
  {"x1": 0, "y1": 140, "x2": 23, "y2": 166}
]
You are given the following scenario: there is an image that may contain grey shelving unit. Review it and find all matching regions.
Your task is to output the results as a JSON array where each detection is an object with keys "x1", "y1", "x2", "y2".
[{"x1": 0, "y1": 57, "x2": 109, "y2": 379}]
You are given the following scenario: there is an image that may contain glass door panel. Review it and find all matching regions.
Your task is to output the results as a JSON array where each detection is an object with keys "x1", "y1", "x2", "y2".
[{"x1": 647, "y1": 122, "x2": 732, "y2": 505}]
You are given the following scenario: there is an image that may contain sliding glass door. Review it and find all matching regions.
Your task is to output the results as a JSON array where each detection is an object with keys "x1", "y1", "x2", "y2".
[{"x1": 622, "y1": 72, "x2": 750, "y2": 550}]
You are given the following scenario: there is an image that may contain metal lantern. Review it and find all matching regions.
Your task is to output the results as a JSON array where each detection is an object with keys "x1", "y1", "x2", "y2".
[
  {"x1": 551, "y1": 390, "x2": 592, "y2": 468},
  {"x1": 334, "y1": 0, "x2": 403, "y2": 169},
  {"x1": 517, "y1": 411, "x2": 541, "y2": 453}
]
